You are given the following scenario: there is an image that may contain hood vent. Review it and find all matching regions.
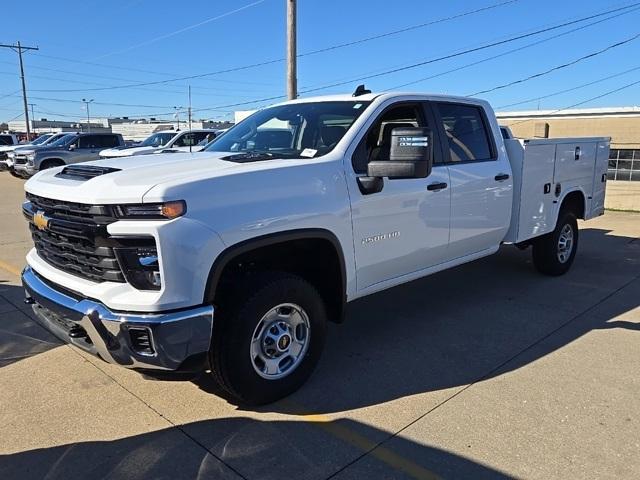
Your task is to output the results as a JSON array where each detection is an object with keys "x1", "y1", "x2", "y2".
[{"x1": 55, "y1": 165, "x2": 121, "y2": 181}]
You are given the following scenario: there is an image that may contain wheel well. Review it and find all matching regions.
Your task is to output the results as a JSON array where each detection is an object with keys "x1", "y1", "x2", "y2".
[
  {"x1": 207, "y1": 233, "x2": 346, "y2": 323},
  {"x1": 560, "y1": 190, "x2": 586, "y2": 219},
  {"x1": 40, "y1": 158, "x2": 65, "y2": 169}
]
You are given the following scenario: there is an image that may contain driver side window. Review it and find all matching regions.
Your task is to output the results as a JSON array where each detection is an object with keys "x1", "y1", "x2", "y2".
[{"x1": 352, "y1": 103, "x2": 425, "y2": 174}]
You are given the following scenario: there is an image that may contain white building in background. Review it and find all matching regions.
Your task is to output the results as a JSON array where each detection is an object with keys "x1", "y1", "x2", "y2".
[{"x1": 6, "y1": 117, "x2": 233, "y2": 141}]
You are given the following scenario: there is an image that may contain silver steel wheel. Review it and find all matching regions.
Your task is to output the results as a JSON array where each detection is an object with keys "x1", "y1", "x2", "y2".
[
  {"x1": 557, "y1": 224, "x2": 574, "y2": 264},
  {"x1": 250, "y1": 303, "x2": 310, "y2": 380}
]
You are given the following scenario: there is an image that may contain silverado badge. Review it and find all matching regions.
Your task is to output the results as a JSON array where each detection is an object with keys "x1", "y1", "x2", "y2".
[{"x1": 33, "y1": 210, "x2": 50, "y2": 231}]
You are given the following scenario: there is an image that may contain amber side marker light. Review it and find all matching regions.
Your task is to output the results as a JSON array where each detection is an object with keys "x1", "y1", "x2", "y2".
[{"x1": 161, "y1": 201, "x2": 186, "y2": 219}]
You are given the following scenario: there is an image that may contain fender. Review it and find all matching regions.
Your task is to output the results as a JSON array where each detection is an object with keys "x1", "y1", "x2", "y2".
[
  {"x1": 553, "y1": 187, "x2": 587, "y2": 228},
  {"x1": 203, "y1": 228, "x2": 348, "y2": 317}
]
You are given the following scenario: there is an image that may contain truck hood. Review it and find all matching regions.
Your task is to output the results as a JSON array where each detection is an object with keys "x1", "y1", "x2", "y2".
[
  {"x1": 100, "y1": 146, "x2": 157, "y2": 158},
  {"x1": 24, "y1": 151, "x2": 245, "y2": 204}
]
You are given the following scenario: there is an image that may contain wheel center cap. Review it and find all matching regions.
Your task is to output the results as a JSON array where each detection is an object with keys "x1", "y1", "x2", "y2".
[{"x1": 277, "y1": 334, "x2": 291, "y2": 351}]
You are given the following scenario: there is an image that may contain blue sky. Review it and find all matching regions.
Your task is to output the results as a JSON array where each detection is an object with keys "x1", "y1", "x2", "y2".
[{"x1": 1, "y1": 0, "x2": 639, "y2": 123}]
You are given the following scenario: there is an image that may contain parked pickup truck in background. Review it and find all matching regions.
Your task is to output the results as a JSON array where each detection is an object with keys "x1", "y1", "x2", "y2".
[
  {"x1": 99, "y1": 129, "x2": 219, "y2": 158},
  {"x1": 13, "y1": 132, "x2": 124, "y2": 178},
  {"x1": 0, "y1": 133, "x2": 63, "y2": 172},
  {"x1": 20, "y1": 90, "x2": 609, "y2": 404},
  {"x1": 0, "y1": 133, "x2": 19, "y2": 146}
]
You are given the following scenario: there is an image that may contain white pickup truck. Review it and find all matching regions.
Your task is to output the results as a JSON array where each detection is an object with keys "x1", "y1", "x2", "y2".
[{"x1": 21, "y1": 90, "x2": 609, "y2": 404}]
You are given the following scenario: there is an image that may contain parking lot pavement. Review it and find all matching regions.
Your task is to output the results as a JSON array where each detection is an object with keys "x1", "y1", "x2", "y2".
[{"x1": 0, "y1": 172, "x2": 638, "y2": 480}]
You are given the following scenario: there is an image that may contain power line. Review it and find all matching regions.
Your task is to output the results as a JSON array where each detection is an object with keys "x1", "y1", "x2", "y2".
[
  {"x1": 385, "y1": 5, "x2": 640, "y2": 90},
  {"x1": 97, "y1": 0, "x2": 268, "y2": 59},
  {"x1": 496, "y1": 65, "x2": 640, "y2": 109},
  {"x1": 506, "y1": 78, "x2": 640, "y2": 127},
  {"x1": 467, "y1": 32, "x2": 640, "y2": 97},
  {"x1": 299, "y1": 2, "x2": 640, "y2": 95},
  {"x1": 26, "y1": 0, "x2": 526, "y2": 93}
]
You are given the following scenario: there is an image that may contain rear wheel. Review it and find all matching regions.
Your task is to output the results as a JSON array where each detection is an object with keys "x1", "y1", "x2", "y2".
[
  {"x1": 208, "y1": 272, "x2": 327, "y2": 405},
  {"x1": 532, "y1": 210, "x2": 579, "y2": 276}
]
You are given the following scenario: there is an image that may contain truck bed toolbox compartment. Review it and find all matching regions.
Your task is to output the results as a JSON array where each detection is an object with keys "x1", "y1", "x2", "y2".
[{"x1": 504, "y1": 137, "x2": 610, "y2": 244}]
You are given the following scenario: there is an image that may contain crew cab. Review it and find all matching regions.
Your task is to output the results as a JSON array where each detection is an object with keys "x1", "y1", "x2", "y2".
[
  {"x1": 13, "y1": 132, "x2": 124, "y2": 177},
  {"x1": 99, "y1": 129, "x2": 219, "y2": 158},
  {"x1": 20, "y1": 90, "x2": 609, "y2": 405}
]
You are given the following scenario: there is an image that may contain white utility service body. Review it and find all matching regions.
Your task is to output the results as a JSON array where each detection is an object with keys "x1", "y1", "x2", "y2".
[{"x1": 20, "y1": 92, "x2": 609, "y2": 404}]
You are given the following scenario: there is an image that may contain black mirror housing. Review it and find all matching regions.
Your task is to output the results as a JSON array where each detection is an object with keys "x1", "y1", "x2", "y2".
[{"x1": 367, "y1": 127, "x2": 433, "y2": 179}]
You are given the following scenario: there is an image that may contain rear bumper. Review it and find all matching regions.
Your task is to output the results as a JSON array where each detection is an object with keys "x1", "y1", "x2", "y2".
[{"x1": 22, "y1": 266, "x2": 214, "y2": 371}]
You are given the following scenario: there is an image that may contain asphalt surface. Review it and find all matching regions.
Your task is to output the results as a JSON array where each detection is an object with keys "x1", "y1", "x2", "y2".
[{"x1": 0, "y1": 173, "x2": 638, "y2": 480}]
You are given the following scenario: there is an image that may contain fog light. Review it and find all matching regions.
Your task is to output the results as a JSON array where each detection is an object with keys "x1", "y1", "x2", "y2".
[{"x1": 115, "y1": 245, "x2": 162, "y2": 291}]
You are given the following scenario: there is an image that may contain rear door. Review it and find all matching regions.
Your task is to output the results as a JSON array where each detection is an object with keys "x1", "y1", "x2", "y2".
[
  {"x1": 433, "y1": 102, "x2": 512, "y2": 260},
  {"x1": 348, "y1": 100, "x2": 451, "y2": 291},
  {"x1": 72, "y1": 135, "x2": 103, "y2": 164}
]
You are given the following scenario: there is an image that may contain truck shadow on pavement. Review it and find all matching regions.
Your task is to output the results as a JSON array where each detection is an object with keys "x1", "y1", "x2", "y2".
[
  {"x1": 204, "y1": 226, "x2": 640, "y2": 414},
  {"x1": 0, "y1": 417, "x2": 513, "y2": 480},
  {"x1": 1, "y1": 227, "x2": 638, "y2": 414},
  {"x1": 0, "y1": 282, "x2": 62, "y2": 368}
]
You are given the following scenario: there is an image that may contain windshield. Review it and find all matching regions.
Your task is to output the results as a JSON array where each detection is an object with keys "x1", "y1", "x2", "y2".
[
  {"x1": 205, "y1": 101, "x2": 371, "y2": 160},
  {"x1": 31, "y1": 134, "x2": 53, "y2": 145},
  {"x1": 140, "y1": 132, "x2": 176, "y2": 147},
  {"x1": 48, "y1": 134, "x2": 75, "y2": 147}
]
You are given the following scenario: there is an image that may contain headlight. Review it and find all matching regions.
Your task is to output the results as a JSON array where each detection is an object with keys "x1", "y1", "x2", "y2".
[
  {"x1": 7, "y1": 152, "x2": 15, "y2": 159},
  {"x1": 114, "y1": 245, "x2": 162, "y2": 290},
  {"x1": 27, "y1": 154, "x2": 35, "y2": 164},
  {"x1": 115, "y1": 200, "x2": 186, "y2": 220}
]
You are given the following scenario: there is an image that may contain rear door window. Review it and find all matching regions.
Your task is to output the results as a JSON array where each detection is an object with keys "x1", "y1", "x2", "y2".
[{"x1": 435, "y1": 103, "x2": 494, "y2": 162}]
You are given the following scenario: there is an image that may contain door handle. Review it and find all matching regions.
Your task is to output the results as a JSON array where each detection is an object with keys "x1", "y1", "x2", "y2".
[
  {"x1": 495, "y1": 173, "x2": 510, "y2": 181},
  {"x1": 427, "y1": 182, "x2": 448, "y2": 191}
]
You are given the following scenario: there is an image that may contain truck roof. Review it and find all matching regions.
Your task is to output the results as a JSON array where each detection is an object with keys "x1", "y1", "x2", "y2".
[{"x1": 279, "y1": 92, "x2": 485, "y2": 106}]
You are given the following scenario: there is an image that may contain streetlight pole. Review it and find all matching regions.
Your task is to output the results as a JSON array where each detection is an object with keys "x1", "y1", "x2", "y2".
[
  {"x1": 82, "y1": 98, "x2": 94, "y2": 132},
  {"x1": 173, "y1": 106, "x2": 183, "y2": 130},
  {"x1": 286, "y1": 0, "x2": 297, "y2": 100}
]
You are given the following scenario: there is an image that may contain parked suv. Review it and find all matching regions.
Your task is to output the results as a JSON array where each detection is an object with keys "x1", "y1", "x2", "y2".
[{"x1": 13, "y1": 132, "x2": 124, "y2": 177}]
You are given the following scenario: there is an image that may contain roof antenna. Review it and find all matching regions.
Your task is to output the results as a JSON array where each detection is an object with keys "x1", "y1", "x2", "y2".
[{"x1": 352, "y1": 84, "x2": 371, "y2": 97}]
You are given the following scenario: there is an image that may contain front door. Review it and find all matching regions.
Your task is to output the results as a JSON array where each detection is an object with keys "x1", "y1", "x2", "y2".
[{"x1": 347, "y1": 101, "x2": 451, "y2": 291}]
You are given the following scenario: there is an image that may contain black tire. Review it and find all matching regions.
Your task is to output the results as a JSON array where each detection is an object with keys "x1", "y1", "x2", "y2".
[
  {"x1": 532, "y1": 210, "x2": 579, "y2": 276},
  {"x1": 208, "y1": 272, "x2": 327, "y2": 405}
]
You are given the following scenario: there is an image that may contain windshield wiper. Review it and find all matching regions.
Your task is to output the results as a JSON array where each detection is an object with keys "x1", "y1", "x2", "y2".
[{"x1": 221, "y1": 151, "x2": 275, "y2": 162}]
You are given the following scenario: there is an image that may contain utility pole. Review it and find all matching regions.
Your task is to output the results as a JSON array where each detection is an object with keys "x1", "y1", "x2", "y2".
[
  {"x1": 188, "y1": 86, "x2": 193, "y2": 153},
  {"x1": 286, "y1": 0, "x2": 297, "y2": 99},
  {"x1": 82, "y1": 98, "x2": 94, "y2": 132},
  {"x1": 0, "y1": 41, "x2": 39, "y2": 139}
]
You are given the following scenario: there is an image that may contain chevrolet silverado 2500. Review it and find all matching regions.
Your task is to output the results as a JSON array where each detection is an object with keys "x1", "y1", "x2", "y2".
[{"x1": 20, "y1": 91, "x2": 609, "y2": 404}]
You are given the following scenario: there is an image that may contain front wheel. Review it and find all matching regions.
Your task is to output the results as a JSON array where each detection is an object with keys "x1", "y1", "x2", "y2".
[
  {"x1": 208, "y1": 272, "x2": 327, "y2": 405},
  {"x1": 532, "y1": 210, "x2": 579, "y2": 276}
]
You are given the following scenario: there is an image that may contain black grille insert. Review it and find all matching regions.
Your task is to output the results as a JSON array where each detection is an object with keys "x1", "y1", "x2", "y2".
[
  {"x1": 25, "y1": 194, "x2": 124, "y2": 283},
  {"x1": 55, "y1": 165, "x2": 121, "y2": 181}
]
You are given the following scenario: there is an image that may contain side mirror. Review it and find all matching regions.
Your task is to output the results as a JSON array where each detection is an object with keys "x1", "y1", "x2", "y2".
[
  {"x1": 367, "y1": 127, "x2": 433, "y2": 179},
  {"x1": 68, "y1": 144, "x2": 76, "y2": 151}
]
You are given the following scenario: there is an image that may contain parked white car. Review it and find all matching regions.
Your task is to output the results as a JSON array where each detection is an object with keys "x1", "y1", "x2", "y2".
[
  {"x1": 21, "y1": 90, "x2": 609, "y2": 405},
  {"x1": 99, "y1": 129, "x2": 219, "y2": 158}
]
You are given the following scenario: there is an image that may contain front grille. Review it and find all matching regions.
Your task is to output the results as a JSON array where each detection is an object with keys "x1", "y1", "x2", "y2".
[
  {"x1": 14, "y1": 154, "x2": 28, "y2": 165},
  {"x1": 25, "y1": 194, "x2": 125, "y2": 283}
]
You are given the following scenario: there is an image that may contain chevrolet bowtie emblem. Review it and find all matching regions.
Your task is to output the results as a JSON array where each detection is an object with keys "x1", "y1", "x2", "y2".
[{"x1": 33, "y1": 210, "x2": 50, "y2": 231}]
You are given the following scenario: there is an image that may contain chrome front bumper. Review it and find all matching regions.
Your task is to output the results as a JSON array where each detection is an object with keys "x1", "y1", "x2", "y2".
[{"x1": 22, "y1": 266, "x2": 214, "y2": 371}]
